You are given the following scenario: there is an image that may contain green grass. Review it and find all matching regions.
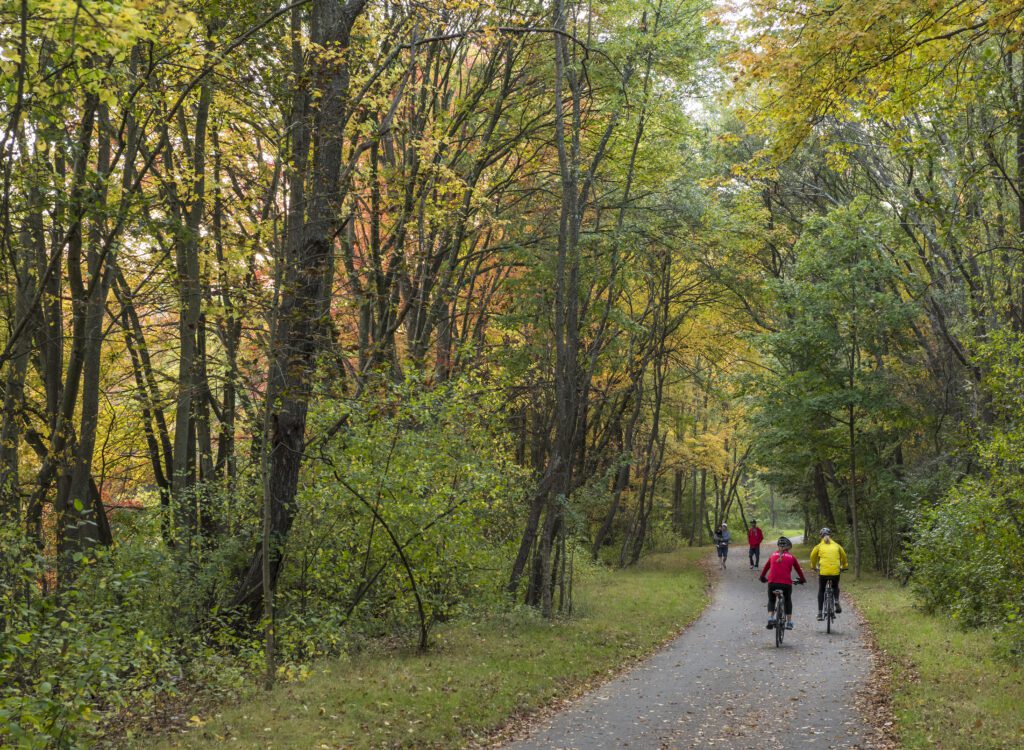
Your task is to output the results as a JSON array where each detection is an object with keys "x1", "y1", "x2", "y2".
[
  {"x1": 846, "y1": 574, "x2": 1024, "y2": 749},
  {"x1": 759, "y1": 527, "x2": 802, "y2": 543},
  {"x1": 140, "y1": 547, "x2": 709, "y2": 749}
]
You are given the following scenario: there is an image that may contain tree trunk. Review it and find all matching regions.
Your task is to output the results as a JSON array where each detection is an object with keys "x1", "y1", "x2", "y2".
[
  {"x1": 0, "y1": 229, "x2": 34, "y2": 522},
  {"x1": 688, "y1": 470, "x2": 699, "y2": 545},
  {"x1": 54, "y1": 92, "x2": 102, "y2": 578},
  {"x1": 233, "y1": 0, "x2": 369, "y2": 614},
  {"x1": 592, "y1": 386, "x2": 643, "y2": 558},
  {"x1": 528, "y1": 0, "x2": 584, "y2": 617},
  {"x1": 171, "y1": 76, "x2": 213, "y2": 540},
  {"x1": 700, "y1": 468, "x2": 712, "y2": 540},
  {"x1": 812, "y1": 462, "x2": 836, "y2": 527},
  {"x1": 672, "y1": 469, "x2": 684, "y2": 535}
]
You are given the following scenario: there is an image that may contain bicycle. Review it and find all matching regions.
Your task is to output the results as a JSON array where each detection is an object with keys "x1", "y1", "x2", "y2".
[
  {"x1": 822, "y1": 578, "x2": 836, "y2": 634},
  {"x1": 770, "y1": 578, "x2": 804, "y2": 647},
  {"x1": 771, "y1": 588, "x2": 786, "y2": 647}
]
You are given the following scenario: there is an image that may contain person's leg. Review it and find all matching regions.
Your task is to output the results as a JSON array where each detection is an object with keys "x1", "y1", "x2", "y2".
[
  {"x1": 754, "y1": 545, "x2": 760, "y2": 567},
  {"x1": 782, "y1": 584, "x2": 793, "y2": 626},
  {"x1": 832, "y1": 575, "x2": 842, "y2": 612},
  {"x1": 817, "y1": 575, "x2": 826, "y2": 614},
  {"x1": 767, "y1": 584, "x2": 780, "y2": 627},
  {"x1": 749, "y1": 546, "x2": 755, "y2": 567}
]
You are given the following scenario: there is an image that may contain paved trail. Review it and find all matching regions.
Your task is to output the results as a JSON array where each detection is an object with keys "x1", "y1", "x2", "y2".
[{"x1": 504, "y1": 545, "x2": 877, "y2": 749}]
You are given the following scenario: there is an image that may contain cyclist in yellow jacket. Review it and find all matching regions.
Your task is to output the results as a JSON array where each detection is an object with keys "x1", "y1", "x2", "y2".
[{"x1": 809, "y1": 528, "x2": 848, "y2": 620}]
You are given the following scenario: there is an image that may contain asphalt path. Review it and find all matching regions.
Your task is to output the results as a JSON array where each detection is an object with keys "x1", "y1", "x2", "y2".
[{"x1": 503, "y1": 543, "x2": 876, "y2": 749}]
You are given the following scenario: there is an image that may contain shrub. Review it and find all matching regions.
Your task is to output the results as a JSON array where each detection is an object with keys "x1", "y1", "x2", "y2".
[
  {"x1": 0, "y1": 375, "x2": 527, "y2": 746},
  {"x1": 278, "y1": 373, "x2": 527, "y2": 653},
  {"x1": 910, "y1": 475, "x2": 1024, "y2": 657},
  {"x1": 0, "y1": 522, "x2": 257, "y2": 748}
]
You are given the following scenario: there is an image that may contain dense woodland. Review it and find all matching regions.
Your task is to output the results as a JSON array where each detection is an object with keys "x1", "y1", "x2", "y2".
[{"x1": 2, "y1": 0, "x2": 1024, "y2": 745}]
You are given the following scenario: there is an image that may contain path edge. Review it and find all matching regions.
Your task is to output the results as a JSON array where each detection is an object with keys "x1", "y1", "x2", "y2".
[
  {"x1": 472, "y1": 553, "x2": 718, "y2": 749},
  {"x1": 846, "y1": 592, "x2": 901, "y2": 750}
]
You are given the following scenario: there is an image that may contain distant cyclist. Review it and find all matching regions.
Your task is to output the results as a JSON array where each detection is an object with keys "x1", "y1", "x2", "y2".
[
  {"x1": 809, "y1": 527, "x2": 849, "y2": 620},
  {"x1": 760, "y1": 536, "x2": 806, "y2": 630}
]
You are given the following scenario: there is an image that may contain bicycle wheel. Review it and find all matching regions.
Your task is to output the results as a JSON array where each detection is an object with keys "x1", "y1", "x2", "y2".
[
  {"x1": 825, "y1": 585, "x2": 834, "y2": 634},
  {"x1": 775, "y1": 599, "x2": 785, "y2": 647}
]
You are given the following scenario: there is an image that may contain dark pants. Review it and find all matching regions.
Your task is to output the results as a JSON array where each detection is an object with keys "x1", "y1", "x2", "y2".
[
  {"x1": 767, "y1": 583, "x2": 793, "y2": 615},
  {"x1": 818, "y1": 575, "x2": 841, "y2": 612},
  {"x1": 749, "y1": 545, "x2": 760, "y2": 567}
]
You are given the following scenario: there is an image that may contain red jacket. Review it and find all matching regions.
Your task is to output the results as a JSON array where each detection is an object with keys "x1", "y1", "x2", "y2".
[
  {"x1": 760, "y1": 550, "x2": 806, "y2": 585},
  {"x1": 748, "y1": 526, "x2": 764, "y2": 547}
]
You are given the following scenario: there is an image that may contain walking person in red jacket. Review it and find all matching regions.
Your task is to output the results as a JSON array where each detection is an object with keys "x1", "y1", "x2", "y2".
[
  {"x1": 759, "y1": 536, "x2": 806, "y2": 630},
  {"x1": 747, "y1": 520, "x2": 764, "y2": 569}
]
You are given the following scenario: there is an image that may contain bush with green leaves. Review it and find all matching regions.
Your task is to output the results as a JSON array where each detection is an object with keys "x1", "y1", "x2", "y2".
[
  {"x1": 0, "y1": 531, "x2": 171, "y2": 748},
  {"x1": 0, "y1": 520, "x2": 257, "y2": 748},
  {"x1": 278, "y1": 373, "x2": 527, "y2": 654},
  {"x1": 910, "y1": 329, "x2": 1024, "y2": 657},
  {"x1": 0, "y1": 376, "x2": 528, "y2": 745},
  {"x1": 911, "y1": 476, "x2": 1024, "y2": 654}
]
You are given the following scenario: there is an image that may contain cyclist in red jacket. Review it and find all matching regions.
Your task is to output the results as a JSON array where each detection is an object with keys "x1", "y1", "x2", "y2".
[
  {"x1": 759, "y1": 536, "x2": 806, "y2": 630},
  {"x1": 747, "y1": 520, "x2": 765, "y2": 569}
]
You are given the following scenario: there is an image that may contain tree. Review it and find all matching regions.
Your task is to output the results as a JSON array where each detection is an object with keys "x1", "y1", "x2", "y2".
[{"x1": 747, "y1": 199, "x2": 919, "y2": 575}]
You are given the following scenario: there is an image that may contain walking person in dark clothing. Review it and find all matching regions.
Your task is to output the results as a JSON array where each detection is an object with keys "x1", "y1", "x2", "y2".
[{"x1": 713, "y1": 523, "x2": 731, "y2": 569}]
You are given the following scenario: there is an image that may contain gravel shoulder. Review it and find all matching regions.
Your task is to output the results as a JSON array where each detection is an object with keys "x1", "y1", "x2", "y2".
[{"x1": 503, "y1": 546, "x2": 881, "y2": 749}]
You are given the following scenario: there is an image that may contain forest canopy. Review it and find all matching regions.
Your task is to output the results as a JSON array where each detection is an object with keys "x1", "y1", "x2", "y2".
[{"x1": 1, "y1": 0, "x2": 1023, "y2": 745}]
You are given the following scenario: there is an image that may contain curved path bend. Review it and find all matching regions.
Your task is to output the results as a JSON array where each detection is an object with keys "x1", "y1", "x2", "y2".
[{"x1": 504, "y1": 546, "x2": 879, "y2": 749}]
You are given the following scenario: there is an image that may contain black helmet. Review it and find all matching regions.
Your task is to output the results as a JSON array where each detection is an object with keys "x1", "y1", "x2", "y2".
[
  {"x1": 777, "y1": 536, "x2": 792, "y2": 549},
  {"x1": 820, "y1": 527, "x2": 832, "y2": 537}
]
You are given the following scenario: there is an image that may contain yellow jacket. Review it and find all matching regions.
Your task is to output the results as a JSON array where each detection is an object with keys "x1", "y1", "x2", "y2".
[{"x1": 810, "y1": 539, "x2": 848, "y2": 576}]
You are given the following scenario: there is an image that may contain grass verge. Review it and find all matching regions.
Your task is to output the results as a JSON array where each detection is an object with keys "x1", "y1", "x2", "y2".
[
  {"x1": 846, "y1": 574, "x2": 1024, "y2": 749},
  {"x1": 140, "y1": 546, "x2": 709, "y2": 749}
]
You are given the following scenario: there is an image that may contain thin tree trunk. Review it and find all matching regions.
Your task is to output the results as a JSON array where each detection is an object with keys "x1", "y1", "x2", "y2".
[
  {"x1": 171, "y1": 76, "x2": 213, "y2": 540},
  {"x1": 672, "y1": 469, "x2": 684, "y2": 535},
  {"x1": 812, "y1": 462, "x2": 836, "y2": 527},
  {"x1": 700, "y1": 468, "x2": 712, "y2": 540},
  {"x1": 592, "y1": 386, "x2": 643, "y2": 558},
  {"x1": 0, "y1": 228, "x2": 34, "y2": 522},
  {"x1": 689, "y1": 470, "x2": 698, "y2": 545}
]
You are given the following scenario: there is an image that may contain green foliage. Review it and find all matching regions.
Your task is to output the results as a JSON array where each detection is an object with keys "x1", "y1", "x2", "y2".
[
  {"x1": 1, "y1": 533, "x2": 165, "y2": 746},
  {"x1": 911, "y1": 480, "x2": 1023, "y2": 642},
  {"x1": 141, "y1": 548, "x2": 709, "y2": 750},
  {"x1": 910, "y1": 330, "x2": 1024, "y2": 657},
  {"x1": 0, "y1": 374, "x2": 528, "y2": 746},
  {"x1": 744, "y1": 198, "x2": 921, "y2": 565},
  {"x1": 848, "y1": 573, "x2": 1024, "y2": 747},
  {"x1": 281, "y1": 373, "x2": 528, "y2": 654},
  {"x1": 0, "y1": 522, "x2": 257, "y2": 748}
]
